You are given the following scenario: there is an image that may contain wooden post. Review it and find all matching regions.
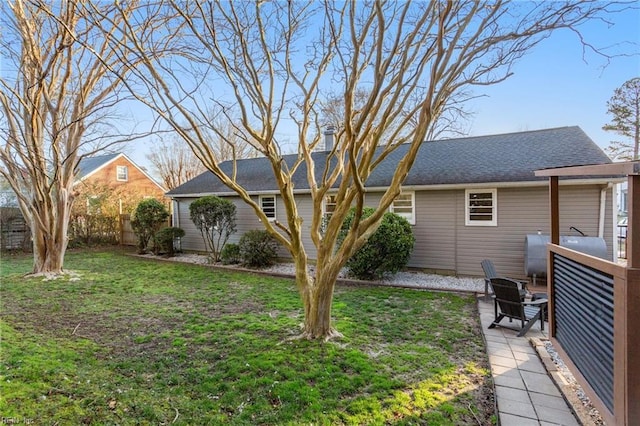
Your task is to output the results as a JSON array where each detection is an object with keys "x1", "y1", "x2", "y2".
[
  {"x1": 627, "y1": 175, "x2": 639, "y2": 269},
  {"x1": 550, "y1": 176, "x2": 559, "y2": 245},
  {"x1": 547, "y1": 176, "x2": 559, "y2": 336},
  {"x1": 624, "y1": 174, "x2": 640, "y2": 424}
]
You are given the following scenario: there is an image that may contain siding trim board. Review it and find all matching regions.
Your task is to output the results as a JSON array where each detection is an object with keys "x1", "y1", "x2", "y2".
[{"x1": 168, "y1": 178, "x2": 621, "y2": 199}]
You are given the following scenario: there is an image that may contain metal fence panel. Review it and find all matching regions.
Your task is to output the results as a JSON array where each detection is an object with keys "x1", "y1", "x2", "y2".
[{"x1": 553, "y1": 254, "x2": 615, "y2": 412}]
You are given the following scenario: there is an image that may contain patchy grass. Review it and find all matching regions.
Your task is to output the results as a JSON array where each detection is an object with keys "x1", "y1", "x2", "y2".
[{"x1": 0, "y1": 250, "x2": 494, "y2": 424}]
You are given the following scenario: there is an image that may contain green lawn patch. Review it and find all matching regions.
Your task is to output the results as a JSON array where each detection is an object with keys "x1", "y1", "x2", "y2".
[{"x1": 0, "y1": 250, "x2": 494, "y2": 424}]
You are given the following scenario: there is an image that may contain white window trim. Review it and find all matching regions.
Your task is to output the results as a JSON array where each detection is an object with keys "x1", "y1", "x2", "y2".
[
  {"x1": 259, "y1": 195, "x2": 276, "y2": 221},
  {"x1": 116, "y1": 165, "x2": 128, "y2": 182},
  {"x1": 390, "y1": 191, "x2": 415, "y2": 225},
  {"x1": 465, "y1": 188, "x2": 497, "y2": 227},
  {"x1": 322, "y1": 194, "x2": 338, "y2": 218}
]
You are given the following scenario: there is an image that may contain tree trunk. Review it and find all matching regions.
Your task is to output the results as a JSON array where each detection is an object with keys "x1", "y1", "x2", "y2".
[
  {"x1": 32, "y1": 228, "x2": 67, "y2": 275},
  {"x1": 29, "y1": 193, "x2": 71, "y2": 276},
  {"x1": 298, "y1": 256, "x2": 343, "y2": 340}
]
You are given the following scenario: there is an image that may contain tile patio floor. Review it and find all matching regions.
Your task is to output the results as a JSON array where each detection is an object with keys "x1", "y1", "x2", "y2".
[{"x1": 477, "y1": 297, "x2": 581, "y2": 426}]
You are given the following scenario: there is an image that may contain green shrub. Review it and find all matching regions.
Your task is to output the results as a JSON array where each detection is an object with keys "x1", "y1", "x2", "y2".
[
  {"x1": 340, "y1": 207, "x2": 415, "y2": 280},
  {"x1": 238, "y1": 230, "x2": 278, "y2": 268},
  {"x1": 220, "y1": 243, "x2": 241, "y2": 265},
  {"x1": 189, "y1": 196, "x2": 237, "y2": 262},
  {"x1": 131, "y1": 199, "x2": 170, "y2": 254},
  {"x1": 154, "y1": 227, "x2": 185, "y2": 257}
]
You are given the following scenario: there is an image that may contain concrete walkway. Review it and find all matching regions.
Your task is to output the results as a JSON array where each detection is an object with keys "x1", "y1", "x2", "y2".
[{"x1": 477, "y1": 297, "x2": 581, "y2": 426}]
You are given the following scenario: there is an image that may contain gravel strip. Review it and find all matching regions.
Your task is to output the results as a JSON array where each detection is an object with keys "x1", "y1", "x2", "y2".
[
  {"x1": 544, "y1": 340, "x2": 605, "y2": 425},
  {"x1": 142, "y1": 253, "x2": 484, "y2": 292}
]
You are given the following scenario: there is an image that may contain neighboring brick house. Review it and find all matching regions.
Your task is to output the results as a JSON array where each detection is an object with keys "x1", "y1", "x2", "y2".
[{"x1": 74, "y1": 153, "x2": 166, "y2": 216}]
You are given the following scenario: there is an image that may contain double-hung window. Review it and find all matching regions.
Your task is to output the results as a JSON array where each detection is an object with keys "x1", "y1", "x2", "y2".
[
  {"x1": 465, "y1": 189, "x2": 497, "y2": 226},
  {"x1": 116, "y1": 165, "x2": 128, "y2": 181},
  {"x1": 259, "y1": 195, "x2": 276, "y2": 221},
  {"x1": 323, "y1": 194, "x2": 338, "y2": 219},
  {"x1": 390, "y1": 192, "x2": 415, "y2": 225}
]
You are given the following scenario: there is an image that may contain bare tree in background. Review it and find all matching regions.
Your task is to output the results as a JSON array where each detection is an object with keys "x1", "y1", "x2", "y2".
[
  {"x1": 148, "y1": 116, "x2": 259, "y2": 190},
  {"x1": 0, "y1": 0, "x2": 145, "y2": 275},
  {"x1": 603, "y1": 77, "x2": 640, "y2": 160},
  {"x1": 321, "y1": 88, "x2": 473, "y2": 144},
  {"x1": 146, "y1": 137, "x2": 208, "y2": 191},
  {"x1": 93, "y1": 0, "x2": 624, "y2": 339}
]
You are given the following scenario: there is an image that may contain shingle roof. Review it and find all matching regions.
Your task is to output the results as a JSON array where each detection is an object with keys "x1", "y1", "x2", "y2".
[
  {"x1": 167, "y1": 126, "x2": 613, "y2": 196},
  {"x1": 76, "y1": 153, "x2": 121, "y2": 178}
]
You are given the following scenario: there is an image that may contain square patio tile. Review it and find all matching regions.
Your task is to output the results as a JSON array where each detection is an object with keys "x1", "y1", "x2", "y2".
[
  {"x1": 495, "y1": 385, "x2": 530, "y2": 404},
  {"x1": 486, "y1": 340, "x2": 511, "y2": 350},
  {"x1": 511, "y1": 345, "x2": 538, "y2": 358},
  {"x1": 489, "y1": 354, "x2": 518, "y2": 368},
  {"x1": 517, "y1": 358, "x2": 548, "y2": 374},
  {"x1": 493, "y1": 374, "x2": 526, "y2": 390},
  {"x1": 520, "y1": 371, "x2": 561, "y2": 397},
  {"x1": 530, "y1": 393, "x2": 573, "y2": 411},
  {"x1": 484, "y1": 334, "x2": 509, "y2": 345},
  {"x1": 498, "y1": 398, "x2": 537, "y2": 419},
  {"x1": 487, "y1": 347, "x2": 514, "y2": 358},
  {"x1": 491, "y1": 364, "x2": 520, "y2": 377},
  {"x1": 536, "y1": 405, "x2": 580, "y2": 425},
  {"x1": 499, "y1": 413, "x2": 540, "y2": 426}
]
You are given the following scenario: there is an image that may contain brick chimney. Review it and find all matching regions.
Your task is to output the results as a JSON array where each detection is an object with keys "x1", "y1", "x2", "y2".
[{"x1": 324, "y1": 125, "x2": 336, "y2": 151}]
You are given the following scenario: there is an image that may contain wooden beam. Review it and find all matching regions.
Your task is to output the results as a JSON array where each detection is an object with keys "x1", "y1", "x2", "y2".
[{"x1": 535, "y1": 161, "x2": 640, "y2": 177}]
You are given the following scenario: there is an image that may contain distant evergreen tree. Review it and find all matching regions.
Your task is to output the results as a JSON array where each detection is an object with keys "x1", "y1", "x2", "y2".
[{"x1": 603, "y1": 77, "x2": 640, "y2": 160}]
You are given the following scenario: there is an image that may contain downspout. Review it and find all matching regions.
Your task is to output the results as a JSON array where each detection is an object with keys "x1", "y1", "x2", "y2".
[
  {"x1": 173, "y1": 198, "x2": 181, "y2": 252},
  {"x1": 598, "y1": 183, "x2": 613, "y2": 239},
  {"x1": 173, "y1": 198, "x2": 180, "y2": 228}
]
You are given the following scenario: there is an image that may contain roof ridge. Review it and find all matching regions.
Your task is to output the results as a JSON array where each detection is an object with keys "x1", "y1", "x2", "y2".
[
  {"x1": 428, "y1": 126, "x2": 578, "y2": 143},
  {"x1": 82, "y1": 152, "x2": 121, "y2": 159}
]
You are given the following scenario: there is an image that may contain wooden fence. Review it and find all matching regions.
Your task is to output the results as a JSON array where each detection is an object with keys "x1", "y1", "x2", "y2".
[
  {"x1": 1, "y1": 211, "x2": 141, "y2": 250},
  {"x1": 0, "y1": 208, "x2": 30, "y2": 251},
  {"x1": 119, "y1": 214, "x2": 137, "y2": 246}
]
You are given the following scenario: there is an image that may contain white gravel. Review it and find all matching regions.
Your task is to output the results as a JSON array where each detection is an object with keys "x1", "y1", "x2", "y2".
[
  {"x1": 544, "y1": 340, "x2": 605, "y2": 425},
  {"x1": 144, "y1": 253, "x2": 484, "y2": 293}
]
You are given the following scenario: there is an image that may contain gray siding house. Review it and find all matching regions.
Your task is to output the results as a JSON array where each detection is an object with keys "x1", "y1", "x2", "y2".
[{"x1": 166, "y1": 126, "x2": 621, "y2": 280}]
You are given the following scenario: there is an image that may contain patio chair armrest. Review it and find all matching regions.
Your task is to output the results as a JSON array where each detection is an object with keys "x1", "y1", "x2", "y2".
[{"x1": 523, "y1": 299, "x2": 547, "y2": 306}]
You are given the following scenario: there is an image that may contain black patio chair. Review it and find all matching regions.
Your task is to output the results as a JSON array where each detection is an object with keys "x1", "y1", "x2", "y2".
[
  {"x1": 481, "y1": 259, "x2": 528, "y2": 301},
  {"x1": 488, "y1": 277, "x2": 547, "y2": 337}
]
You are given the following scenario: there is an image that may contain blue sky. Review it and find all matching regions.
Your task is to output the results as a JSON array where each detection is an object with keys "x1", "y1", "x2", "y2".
[
  {"x1": 129, "y1": 5, "x2": 640, "y2": 169},
  {"x1": 466, "y1": 5, "x2": 640, "y2": 149}
]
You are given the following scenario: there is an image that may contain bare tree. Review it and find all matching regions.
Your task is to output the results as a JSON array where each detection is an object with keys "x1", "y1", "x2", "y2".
[
  {"x1": 146, "y1": 136, "x2": 208, "y2": 191},
  {"x1": 321, "y1": 87, "x2": 473, "y2": 143},
  {"x1": 204, "y1": 115, "x2": 261, "y2": 163},
  {"x1": 603, "y1": 77, "x2": 640, "y2": 160},
  {"x1": 148, "y1": 117, "x2": 259, "y2": 190},
  {"x1": 93, "y1": 0, "x2": 623, "y2": 339},
  {"x1": 0, "y1": 0, "x2": 147, "y2": 275}
]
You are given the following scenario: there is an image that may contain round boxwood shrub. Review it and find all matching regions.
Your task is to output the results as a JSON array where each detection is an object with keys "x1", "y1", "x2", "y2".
[
  {"x1": 340, "y1": 207, "x2": 415, "y2": 280},
  {"x1": 239, "y1": 230, "x2": 278, "y2": 268},
  {"x1": 131, "y1": 199, "x2": 170, "y2": 254},
  {"x1": 154, "y1": 227, "x2": 185, "y2": 257},
  {"x1": 220, "y1": 243, "x2": 241, "y2": 265}
]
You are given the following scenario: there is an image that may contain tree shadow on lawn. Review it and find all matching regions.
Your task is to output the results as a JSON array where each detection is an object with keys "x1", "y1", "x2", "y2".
[{"x1": 0, "y1": 251, "x2": 496, "y2": 424}]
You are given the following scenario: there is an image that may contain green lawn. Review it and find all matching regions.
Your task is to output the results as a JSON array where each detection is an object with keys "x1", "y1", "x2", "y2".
[{"x1": 0, "y1": 250, "x2": 495, "y2": 425}]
